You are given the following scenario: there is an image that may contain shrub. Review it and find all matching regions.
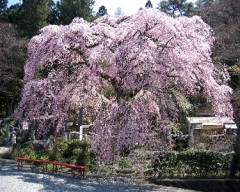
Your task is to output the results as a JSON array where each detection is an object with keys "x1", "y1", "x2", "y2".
[
  {"x1": 118, "y1": 157, "x2": 132, "y2": 169},
  {"x1": 48, "y1": 137, "x2": 67, "y2": 161},
  {"x1": 15, "y1": 147, "x2": 48, "y2": 160},
  {"x1": 154, "y1": 150, "x2": 239, "y2": 178},
  {"x1": 63, "y1": 139, "x2": 88, "y2": 160},
  {"x1": 73, "y1": 147, "x2": 88, "y2": 165},
  {"x1": 47, "y1": 138, "x2": 96, "y2": 171}
]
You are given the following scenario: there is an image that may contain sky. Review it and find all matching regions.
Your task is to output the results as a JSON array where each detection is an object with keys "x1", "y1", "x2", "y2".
[
  {"x1": 94, "y1": 0, "x2": 161, "y2": 15},
  {"x1": 8, "y1": 0, "x2": 196, "y2": 16}
]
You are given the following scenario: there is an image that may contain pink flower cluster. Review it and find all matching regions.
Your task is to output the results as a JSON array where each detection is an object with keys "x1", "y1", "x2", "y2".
[{"x1": 14, "y1": 9, "x2": 233, "y2": 162}]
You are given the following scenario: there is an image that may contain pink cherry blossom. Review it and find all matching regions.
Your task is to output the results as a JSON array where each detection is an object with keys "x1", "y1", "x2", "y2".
[{"x1": 14, "y1": 9, "x2": 233, "y2": 162}]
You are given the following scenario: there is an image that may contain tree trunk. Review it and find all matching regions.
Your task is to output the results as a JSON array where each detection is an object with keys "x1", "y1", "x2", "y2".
[{"x1": 5, "y1": 96, "x2": 14, "y2": 116}]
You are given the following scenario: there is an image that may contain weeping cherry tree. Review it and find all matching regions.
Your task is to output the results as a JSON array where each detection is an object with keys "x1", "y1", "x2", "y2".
[{"x1": 15, "y1": 9, "x2": 233, "y2": 162}]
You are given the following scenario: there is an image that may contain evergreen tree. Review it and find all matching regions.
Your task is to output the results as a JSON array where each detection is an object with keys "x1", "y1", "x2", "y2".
[
  {"x1": 14, "y1": 0, "x2": 53, "y2": 38},
  {"x1": 6, "y1": 4, "x2": 21, "y2": 23},
  {"x1": 57, "y1": 0, "x2": 95, "y2": 25},
  {"x1": 97, "y1": 5, "x2": 107, "y2": 16},
  {"x1": 145, "y1": 0, "x2": 153, "y2": 8},
  {"x1": 158, "y1": 0, "x2": 195, "y2": 17},
  {"x1": 115, "y1": 7, "x2": 122, "y2": 18},
  {"x1": 0, "y1": 0, "x2": 8, "y2": 22},
  {"x1": 0, "y1": 23, "x2": 27, "y2": 116},
  {"x1": 48, "y1": 1, "x2": 61, "y2": 24},
  {"x1": 0, "y1": 0, "x2": 7, "y2": 13}
]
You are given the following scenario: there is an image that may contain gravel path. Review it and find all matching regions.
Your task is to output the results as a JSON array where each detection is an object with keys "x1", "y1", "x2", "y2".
[
  {"x1": 0, "y1": 146, "x2": 11, "y2": 154},
  {"x1": 0, "y1": 158, "x2": 199, "y2": 192}
]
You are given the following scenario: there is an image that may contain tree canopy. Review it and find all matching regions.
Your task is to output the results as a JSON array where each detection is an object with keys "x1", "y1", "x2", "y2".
[
  {"x1": 0, "y1": 23, "x2": 27, "y2": 115},
  {"x1": 199, "y1": 0, "x2": 240, "y2": 75},
  {"x1": 57, "y1": 0, "x2": 95, "y2": 24},
  {"x1": 0, "y1": 0, "x2": 7, "y2": 13},
  {"x1": 97, "y1": 5, "x2": 107, "y2": 17},
  {"x1": 0, "y1": 0, "x2": 8, "y2": 22},
  {"x1": 14, "y1": 9, "x2": 233, "y2": 161},
  {"x1": 13, "y1": 0, "x2": 53, "y2": 38},
  {"x1": 145, "y1": 0, "x2": 153, "y2": 8},
  {"x1": 197, "y1": 0, "x2": 240, "y2": 177},
  {"x1": 158, "y1": 0, "x2": 195, "y2": 17}
]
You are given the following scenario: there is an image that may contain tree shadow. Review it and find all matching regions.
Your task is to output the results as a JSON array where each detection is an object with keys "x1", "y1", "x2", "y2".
[{"x1": 0, "y1": 159, "x2": 170, "y2": 192}]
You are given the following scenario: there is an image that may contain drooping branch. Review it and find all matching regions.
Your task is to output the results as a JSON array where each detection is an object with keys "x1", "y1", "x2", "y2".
[{"x1": 15, "y1": 9, "x2": 233, "y2": 163}]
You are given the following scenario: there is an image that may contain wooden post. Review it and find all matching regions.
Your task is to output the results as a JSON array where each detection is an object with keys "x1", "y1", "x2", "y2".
[
  {"x1": 6, "y1": 123, "x2": 10, "y2": 141},
  {"x1": 30, "y1": 120, "x2": 36, "y2": 141},
  {"x1": 189, "y1": 126, "x2": 194, "y2": 147},
  {"x1": 78, "y1": 107, "x2": 83, "y2": 129},
  {"x1": 4, "y1": 117, "x2": 11, "y2": 141}
]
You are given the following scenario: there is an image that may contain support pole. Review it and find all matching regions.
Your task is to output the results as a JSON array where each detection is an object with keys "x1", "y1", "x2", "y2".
[
  {"x1": 80, "y1": 126, "x2": 83, "y2": 140},
  {"x1": 78, "y1": 107, "x2": 83, "y2": 140}
]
